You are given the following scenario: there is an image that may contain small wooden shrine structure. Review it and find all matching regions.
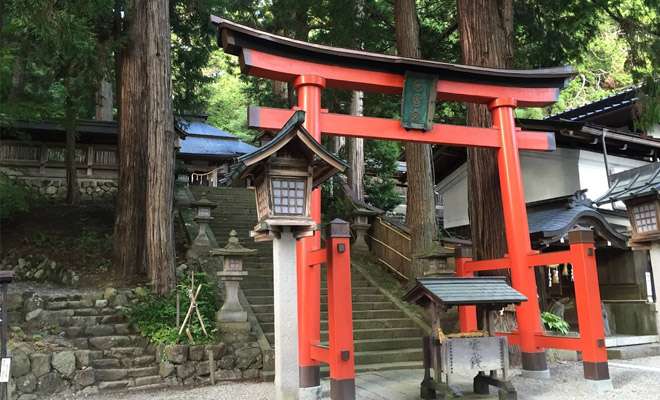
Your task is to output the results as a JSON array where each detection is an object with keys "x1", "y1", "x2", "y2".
[{"x1": 405, "y1": 277, "x2": 526, "y2": 400}]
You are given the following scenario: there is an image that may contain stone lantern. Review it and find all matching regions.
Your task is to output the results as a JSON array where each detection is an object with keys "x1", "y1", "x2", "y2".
[
  {"x1": 186, "y1": 193, "x2": 218, "y2": 259},
  {"x1": 231, "y1": 110, "x2": 347, "y2": 399},
  {"x1": 420, "y1": 243, "x2": 455, "y2": 277},
  {"x1": 211, "y1": 230, "x2": 256, "y2": 334}
]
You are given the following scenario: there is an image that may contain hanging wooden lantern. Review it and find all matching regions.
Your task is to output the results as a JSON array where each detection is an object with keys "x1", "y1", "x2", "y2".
[{"x1": 231, "y1": 110, "x2": 347, "y2": 241}]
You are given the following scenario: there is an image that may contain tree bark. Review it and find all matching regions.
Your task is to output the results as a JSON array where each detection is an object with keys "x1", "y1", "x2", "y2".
[
  {"x1": 458, "y1": 0, "x2": 514, "y2": 262},
  {"x1": 64, "y1": 95, "x2": 79, "y2": 206},
  {"x1": 95, "y1": 79, "x2": 114, "y2": 121},
  {"x1": 113, "y1": 0, "x2": 176, "y2": 294},
  {"x1": 395, "y1": 0, "x2": 438, "y2": 280},
  {"x1": 347, "y1": 90, "x2": 364, "y2": 201},
  {"x1": 114, "y1": 0, "x2": 147, "y2": 279},
  {"x1": 143, "y1": 0, "x2": 176, "y2": 294}
]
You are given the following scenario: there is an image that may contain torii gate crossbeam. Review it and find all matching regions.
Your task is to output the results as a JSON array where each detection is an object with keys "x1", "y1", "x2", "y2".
[{"x1": 212, "y1": 15, "x2": 612, "y2": 399}]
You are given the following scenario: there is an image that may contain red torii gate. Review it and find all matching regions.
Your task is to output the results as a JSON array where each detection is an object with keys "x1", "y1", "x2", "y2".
[{"x1": 212, "y1": 16, "x2": 611, "y2": 398}]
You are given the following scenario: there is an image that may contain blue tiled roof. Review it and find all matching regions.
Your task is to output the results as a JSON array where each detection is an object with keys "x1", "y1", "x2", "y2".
[
  {"x1": 179, "y1": 136, "x2": 256, "y2": 157},
  {"x1": 176, "y1": 118, "x2": 257, "y2": 158},
  {"x1": 177, "y1": 119, "x2": 237, "y2": 139}
]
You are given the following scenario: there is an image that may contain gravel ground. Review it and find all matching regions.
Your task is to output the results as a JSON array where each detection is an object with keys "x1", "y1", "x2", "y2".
[{"x1": 49, "y1": 356, "x2": 660, "y2": 400}]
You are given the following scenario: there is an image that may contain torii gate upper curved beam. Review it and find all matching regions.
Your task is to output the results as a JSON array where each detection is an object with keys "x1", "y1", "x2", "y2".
[{"x1": 211, "y1": 16, "x2": 575, "y2": 107}]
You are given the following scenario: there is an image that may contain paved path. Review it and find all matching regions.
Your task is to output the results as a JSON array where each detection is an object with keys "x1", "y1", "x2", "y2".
[{"x1": 69, "y1": 356, "x2": 660, "y2": 400}]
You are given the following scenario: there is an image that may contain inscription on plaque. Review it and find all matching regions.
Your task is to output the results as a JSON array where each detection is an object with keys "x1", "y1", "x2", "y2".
[{"x1": 401, "y1": 71, "x2": 438, "y2": 131}]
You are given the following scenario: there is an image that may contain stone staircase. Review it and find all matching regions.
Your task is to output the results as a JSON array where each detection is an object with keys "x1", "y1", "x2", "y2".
[
  {"x1": 191, "y1": 186, "x2": 425, "y2": 375},
  {"x1": 22, "y1": 291, "x2": 164, "y2": 393}
]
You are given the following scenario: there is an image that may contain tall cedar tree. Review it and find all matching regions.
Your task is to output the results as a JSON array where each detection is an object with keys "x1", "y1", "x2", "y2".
[
  {"x1": 457, "y1": 0, "x2": 513, "y2": 262},
  {"x1": 114, "y1": 0, "x2": 176, "y2": 294},
  {"x1": 394, "y1": 0, "x2": 439, "y2": 280}
]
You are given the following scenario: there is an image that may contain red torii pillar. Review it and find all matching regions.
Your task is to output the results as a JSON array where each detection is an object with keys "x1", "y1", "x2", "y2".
[{"x1": 295, "y1": 76, "x2": 325, "y2": 391}]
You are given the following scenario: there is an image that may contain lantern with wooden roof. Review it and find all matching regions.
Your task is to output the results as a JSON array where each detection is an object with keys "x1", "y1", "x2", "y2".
[
  {"x1": 231, "y1": 110, "x2": 348, "y2": 241},
  {"x1": 596, "y1": 163, "x2": 660, "y2": 248}
]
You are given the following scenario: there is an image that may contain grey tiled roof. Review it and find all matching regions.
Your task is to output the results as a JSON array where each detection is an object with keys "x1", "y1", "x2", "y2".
[
  {"x1": 403, "y1": 277, "x2": 526, "y2": 307},
  {"x1": 596, "y1": 163, "x2": 660, "y2": 204}
]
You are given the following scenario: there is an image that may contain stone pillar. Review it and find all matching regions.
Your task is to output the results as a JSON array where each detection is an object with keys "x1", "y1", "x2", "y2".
[
  {"x1": 351, "y1": 213, "x2": 370, "y2": 251},
  {"x1": 649, "y1": 243, "x2": 660, "y2": 338},
  {"x1": 186, "y1": 193, "x2": 218, "y2": 259},
  {"x1": 273, "y1": 228, "x2": 299, "y2": 400},
  {"x1": 211, "y1": 230, "x2": 256, "y2": 338}
]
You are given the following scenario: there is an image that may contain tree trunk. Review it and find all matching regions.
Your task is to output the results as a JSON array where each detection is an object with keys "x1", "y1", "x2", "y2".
[
  {"x1": 113, "y1": 0, "x2": 176, "y2": 294},
  {"x1": 64, "y1": 96, "x2": 79, "y2": 206},
  {"x1": 143, "y1": 0, "x2": 176, "y2": 294},
  {"x1": 458, "y1": 0, "x2": 514, "y2": 262},
  {"x1": 347, "y1": 90, "x2": 364, "y2": 201},
  {"x1": 95, "y1": 79, "x2": 114, "y2": 121},
  {"x1": 395, "y1": 0, "x2": 439, "y2": 281},
  {"x1": 113, "y1": 0, "x2": 147, "y2": 280}
]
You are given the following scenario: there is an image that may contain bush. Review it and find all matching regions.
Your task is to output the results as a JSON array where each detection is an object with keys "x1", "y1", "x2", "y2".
[
  {"x1": 0, "y1": 174, "x2": 31, "y2": 220},
  {"x1": 541, "y1": 311, "x2": 570, "y2": 335},
  {"x1": 125, "y1": 272, "x2": 218, "y2": 345}
]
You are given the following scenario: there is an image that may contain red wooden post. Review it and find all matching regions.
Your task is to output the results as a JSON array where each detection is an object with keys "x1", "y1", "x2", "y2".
[
  {"x1": 490, "y1": 98, "x2": 549, "y2": 378},
  {"x1": 568, "y1": 228, "x2": 612, "y2": 390},
  {"x1": 296, "y1": 75, "x2": 326, "y2": 389},
  {"x1": 326, "y1": 219, "x2": 356, "y2": 400},
  {"x1": 455, "y1": 247, "x2": 478, "y2": 332}
]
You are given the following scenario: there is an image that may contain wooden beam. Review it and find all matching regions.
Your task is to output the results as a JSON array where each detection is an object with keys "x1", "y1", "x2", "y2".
[
  {"x1": 241, "y1": 49, "x2": 561, "y2": 107},
  {"x1": 249, "y1": 106, "x2": 556, "y2": 151}
]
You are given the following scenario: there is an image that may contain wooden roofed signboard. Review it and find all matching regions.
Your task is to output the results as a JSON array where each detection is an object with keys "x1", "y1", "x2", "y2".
[{"x1": 403, "y1": 277, "x2": 527, "y2": 309}]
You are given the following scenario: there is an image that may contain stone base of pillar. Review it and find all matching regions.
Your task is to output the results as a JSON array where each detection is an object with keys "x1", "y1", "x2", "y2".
[
  {"x1": 298, "y1": 385, "x2": 323, "y2": 400},
  {"x1": 351, "y1": 223, "x2": 370, "y2": 251},
  {"x1": 330, "y1": 378, "x2": 356, "y2": 400},
  {"x1": 521, "y1": 351, "x2": 550, "y2": 379},
  {"x1": 218, "y1": 321, "x2": 251, "y2": 343}
]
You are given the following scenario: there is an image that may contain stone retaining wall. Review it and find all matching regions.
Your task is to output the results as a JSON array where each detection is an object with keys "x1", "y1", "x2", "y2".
[
  {"x1": 6, "y1": 289, "x2": 263, "y2": 399},
  {"x1": 12, "y1": 176, "x2": 117, "y2": 201}
]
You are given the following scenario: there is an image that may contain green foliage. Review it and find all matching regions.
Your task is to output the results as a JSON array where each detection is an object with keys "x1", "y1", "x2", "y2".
[
  {"x1": 125, "y1": 272, "x2": 218, "y2": 345},
  {"x1": 541, "y1": 311, "x2": 570, "y2": 335},
  {"x1": 364, "y1": 140, "x2": 402, "y2": 212},
  {"x1": 635, "y1": 77, "x2": 660, "y2": 133},
  {"x1": 0, "y1": 0, "x2": 116, "y2": 120},
  {"x1": 0, "y1": 174, "x2": 31, "y2": 220},
  {"x1": 206, "y1": 51, "x2": 259, "y2": 141}
]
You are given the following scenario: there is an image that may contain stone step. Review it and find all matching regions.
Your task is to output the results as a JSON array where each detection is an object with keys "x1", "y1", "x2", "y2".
[
  {"x1": 607, "y1": 344, "x2": 660, "y2": 360},
  {"x1": 346, "y1": 337, "x2": 422, "y2": 352},
  {"x1": 73, "y1": 308, "x2": 122, "y2": 317},
  {"x1": 265, "y1": 326, "x2": 423, "y2": 344},
  {"x1": 320, "y1": 360, "x2": 422, "y2": 377},
  {"x1": 251, "y1": 301, "x2": 402, "y2": 314},
  {"x1": 96, "y1": 368, "x2": 130, "y2": 382},
  {"x1": 92, "y1": 358, "x2": 122, "y2": 369},
  {"x1": 95, "y1": 366, "x2": 159, "y2": 382},
  {"x1": 65, "y1": 323, "x2": 136, "y2": 338},
  {"x1": 44, "y1": 294, "x2": 85, "y2": 302},
  {"x1": 98, "y1": 380, "x2": 130, "y2": 391},
  {"x1": 46, "y1": 300, "x2": 94, "y2": 310},
  {"x1": 242, "y1": 284, "x2": 377, "y2": 296},
  {"x1": 128, "y1": 366, "x2": 160, "y2": 378},
  {"x1": 130, "y1": 375, "x2": 163, "y2": 388},
  {"x1": 260, "y1": 318, "x2": 418, "y2": 334},
  {"x1": 104, "y1": 346, "x2": 155, "y2": 359},
  {"x1": 245, "y1": 293, "x2": 388, "y2": 305},
  {"x1": 89, "y1": 336, "x2": 148, "y2": 351},
  {"x1": 254, "y1": 309, "x2": 406, "y2": 324},
  {"x1": 131, "y1": 355, "x2": 157, "y2": 367},
  {"x1": 354, "y1": 348, "x2": 423, "y2": 365}
]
